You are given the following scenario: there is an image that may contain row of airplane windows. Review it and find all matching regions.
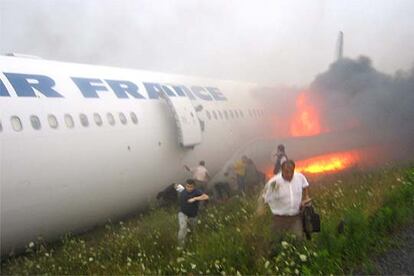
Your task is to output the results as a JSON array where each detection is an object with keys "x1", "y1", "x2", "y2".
[
  {"x1": 0, "y1": 112, "x2": 139, "y2": 132},
  {"x1": 0, "y1": 108, "x2": 265, "y2": 132},
  {"x1": 205, "y1": 108, "x2": 265, "y2": 120}
]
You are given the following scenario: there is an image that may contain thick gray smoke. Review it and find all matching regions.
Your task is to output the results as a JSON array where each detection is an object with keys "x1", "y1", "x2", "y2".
[{"x1": 309, "y1": 56, "x2": 414, "y2": 159}]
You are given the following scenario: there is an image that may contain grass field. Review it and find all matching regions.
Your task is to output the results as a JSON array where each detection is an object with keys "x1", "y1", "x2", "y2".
[{"x1": 2, "y1": 163, "x2": 414, "y2": 275}]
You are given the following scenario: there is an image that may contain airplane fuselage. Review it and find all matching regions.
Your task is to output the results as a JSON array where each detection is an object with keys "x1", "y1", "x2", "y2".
[{"x1": 0, "y1": 56, "x2": 274, "y2": 255}]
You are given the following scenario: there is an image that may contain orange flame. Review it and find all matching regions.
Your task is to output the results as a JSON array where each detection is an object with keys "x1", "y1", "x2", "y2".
[
  {"x1": 296, "y1": 150, "x2": 360, "y2": 174},
  {"x1": 290, "y1": 91, "x2": 323, "y2": 137}
]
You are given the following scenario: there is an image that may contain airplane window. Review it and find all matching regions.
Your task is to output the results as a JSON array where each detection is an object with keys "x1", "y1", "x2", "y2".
[
  {"x1": 229, "y1": 110, "x2": 234, "y2": 119},
  {"x1": 119, "y1": 112, "x2": 127, "y2": 125},
  {"x1": 130, "y1": 112, "x2": 138, "y2": 124},
  {"x1": 11, "y1": 116, "x2": 23, "y2": 132},
  {"x1": 0, "y1": 120, "x2": 2, "y2": 132},
  {"x1": 94, "y1": 113, "x2": 103, "y2": 126},
  {"x1": 107, "y1": 113, "x2": 115, "y2": 126},
  {"x1": 212, "y1": 111, "x2": 218, "y2": 120},
  {"x1": 48, "y1": 114, "x2": 58, "y2": 129},
  {"x1": 30, "y1": 115, "x2": 41, "y2": 130},
  {"x1": 80, "y1": 114, "x2": 89, "y2": 127},
  {"x1": 239, "y1": 110, "x2": 244, "y2": 118},
  {"x1": 64, "y1": 114, "x2": 74, "y2": 128},
  {"x1": 224, "y1": 110, "x2": 229, "y2": 120},
  {"x1": 235, "y1": 110, "x2": 239, "y2": 118},
  {"x1": 218, "y1": 110, "x2": 223, "y2": 120},
  {"x1": 206, "y1": 110, "x2": 211, "y2": 120}
]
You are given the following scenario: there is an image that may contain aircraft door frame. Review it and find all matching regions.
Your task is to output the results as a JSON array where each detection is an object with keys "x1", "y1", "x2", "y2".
[{"x1": 160, "y1": 91, "x2": 202, "y2": 147}]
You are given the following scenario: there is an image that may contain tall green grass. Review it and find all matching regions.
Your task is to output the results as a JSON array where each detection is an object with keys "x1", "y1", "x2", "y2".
[{"x1": 2, "y1": 165, "x2": 413, "y2": 275}]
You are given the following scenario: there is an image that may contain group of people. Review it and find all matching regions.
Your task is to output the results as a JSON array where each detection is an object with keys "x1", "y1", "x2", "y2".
[{"x1": 158, "y1": 144, "x2": 312, "y2": 246}]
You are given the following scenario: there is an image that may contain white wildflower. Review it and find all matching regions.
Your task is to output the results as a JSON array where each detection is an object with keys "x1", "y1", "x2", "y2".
[
  {"x1": 177, "y1": 257, "x2": 185, "y2": 263},
  {"x1": 299, "y1": 254, "x2": 307, "y2": 262},
  {"x1": 89, "y1": 257, "x2": 94, "y2": 262},
  {"x1": 191, "y1": 263, "x2": 196, "y2": 269},
  {"x1": 29, "y1": 242, "x2": 35, "y2": 248},
  {"x1": 281, "y1": 241, "x2": 289, "y2": 248}
]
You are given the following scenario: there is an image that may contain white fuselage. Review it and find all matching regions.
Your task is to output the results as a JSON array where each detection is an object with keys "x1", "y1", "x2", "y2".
[{"x1": 0, "y1": 56, "x2": 276, "y2": 255}]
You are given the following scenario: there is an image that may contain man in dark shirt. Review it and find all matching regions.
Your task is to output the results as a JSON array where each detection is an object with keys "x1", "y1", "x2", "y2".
[{"x1": 178, "y1": 179, "x2": 209, "y2": 245}]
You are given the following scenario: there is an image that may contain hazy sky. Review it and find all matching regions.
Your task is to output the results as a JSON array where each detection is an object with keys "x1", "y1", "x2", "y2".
[{"x1": 1, "y1": 0, "x2": 413, "y2": 86}]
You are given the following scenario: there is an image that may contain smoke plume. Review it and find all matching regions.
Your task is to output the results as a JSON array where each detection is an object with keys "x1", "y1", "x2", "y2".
[{"x1": 309, "y1": 56, "x2": 414, "y2": 160}]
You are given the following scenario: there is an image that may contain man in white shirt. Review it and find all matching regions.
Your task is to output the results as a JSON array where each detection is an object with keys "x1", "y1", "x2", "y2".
[
  {"x1": 184, "y1": 161, "x2": 210, "y2": 191},
  {"x1": 263, "y1": 159, "x2": 311, "y2": 240}
]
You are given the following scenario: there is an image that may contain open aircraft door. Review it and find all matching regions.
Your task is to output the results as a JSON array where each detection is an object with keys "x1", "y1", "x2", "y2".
[{"x1": 160, "y1": 91, "x2": 202, "y2": 147}]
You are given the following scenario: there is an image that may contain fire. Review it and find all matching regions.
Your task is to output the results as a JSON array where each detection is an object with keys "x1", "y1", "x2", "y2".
[
  {"x1": 290, "y1": 91, "x2": 323, "y2": 137},
  {"x1": 296, "y1": 150, "x2": 360, "y2": 174}
]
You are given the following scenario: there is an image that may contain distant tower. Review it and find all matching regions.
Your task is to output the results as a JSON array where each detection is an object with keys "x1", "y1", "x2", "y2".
[{"x1": 336, "y1": 31, "x2": 344, "y2": 60}]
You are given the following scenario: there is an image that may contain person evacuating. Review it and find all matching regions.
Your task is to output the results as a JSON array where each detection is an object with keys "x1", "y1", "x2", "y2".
[
  {"x1": 234, "y1": 156, "x2": 248, "y2": 195},
  {"x1": 177, "y1": 179, "x2": 209, "y2": 246},
  {"x1": 184, "y1": 161, "x2": 210, "y2": 192},
  {"x1": 263, "y1": 160, "x2": 311, "y2": 242},
  {"x1": 273, "y1": 144, "x2": 288, "y2": 175}
]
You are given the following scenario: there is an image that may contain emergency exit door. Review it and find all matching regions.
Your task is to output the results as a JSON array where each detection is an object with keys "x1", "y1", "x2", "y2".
[{"x1": 160, "y1": 91, "x2": 202, "y2": 147}]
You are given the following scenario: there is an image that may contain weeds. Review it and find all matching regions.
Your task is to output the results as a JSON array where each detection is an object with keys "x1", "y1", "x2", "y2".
[{"x1": 1, "y1": 164, "x2": 413, "y2": 274}]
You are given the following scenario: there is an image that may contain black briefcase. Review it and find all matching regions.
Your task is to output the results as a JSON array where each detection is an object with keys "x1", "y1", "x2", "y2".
[{"x1": 302, "y1": 205, "x2": 321, "y2": 240}]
